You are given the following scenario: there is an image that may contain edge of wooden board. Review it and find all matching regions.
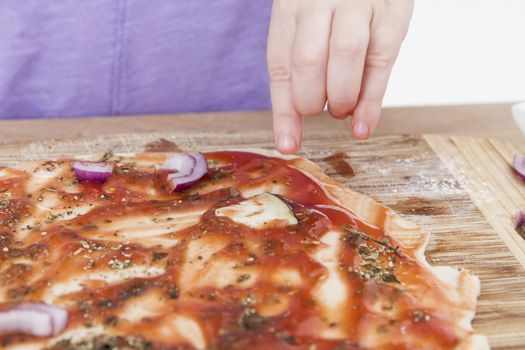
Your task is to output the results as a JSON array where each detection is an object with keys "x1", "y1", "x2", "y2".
[
  {"x1": 2, "y1": 132, "x2": 525, "y2": 347},
  {"x1": 424, "y1": 134, "x2": 525, "y2": 270}
]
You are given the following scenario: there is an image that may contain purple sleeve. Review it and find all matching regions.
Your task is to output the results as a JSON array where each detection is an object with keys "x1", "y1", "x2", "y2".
[{"x1": 0, "y1": 0, "x2": 272, "y2": 119}]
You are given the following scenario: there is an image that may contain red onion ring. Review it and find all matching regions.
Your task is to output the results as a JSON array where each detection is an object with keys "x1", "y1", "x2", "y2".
[
  {"x1": 514, "y1": 211, "x2": 525, "y2": 238},
  {"x1": 72, "y1": 161, "x2": 113, "y2": 183},
  {"x1": 160, "y1": 152, "x2": 196, "y2": 177},
  {"x1": 513, "y1": 155, "x2": 525, "y2": 181},
  {"x1": 161, "y1": 152, "x2": 208, "y2": 192},
  {"x1": 18, "y1": 302, "x2": 68, "y2": 335},
  {"x1": 0, "y1": 302, "x2": 68, "y2": 337}
]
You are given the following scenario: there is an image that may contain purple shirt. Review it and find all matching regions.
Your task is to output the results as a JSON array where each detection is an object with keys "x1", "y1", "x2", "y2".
[{"x1": 0, "y1": 1, "x2": 272, "y2": 119}]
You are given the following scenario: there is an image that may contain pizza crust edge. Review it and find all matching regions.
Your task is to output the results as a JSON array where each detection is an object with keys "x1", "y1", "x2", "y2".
[
  {"x1": 247, "y1": 149, "x2": 489, "y2": 350},
  {"x1": 19, "y1": 148, "x2": 489, "y2": 349}
]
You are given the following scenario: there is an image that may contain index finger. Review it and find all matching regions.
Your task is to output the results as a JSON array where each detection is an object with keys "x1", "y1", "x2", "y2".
[{"x1": 267, "y1": 1, "x2": 302, "y2": 154}]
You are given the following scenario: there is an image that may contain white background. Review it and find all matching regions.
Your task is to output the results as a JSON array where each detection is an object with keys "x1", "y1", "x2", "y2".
[{"x1": 384, "y1": 0, "x2": 525, "y2": 107}]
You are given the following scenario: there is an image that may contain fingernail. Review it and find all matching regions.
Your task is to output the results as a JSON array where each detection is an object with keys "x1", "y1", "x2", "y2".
[
  {"x1": 278, "y1": 135, "x2": 297, "y2": 154},
  {"x1": 353, "y1": 120, "x2": 369, "y2": 139}
]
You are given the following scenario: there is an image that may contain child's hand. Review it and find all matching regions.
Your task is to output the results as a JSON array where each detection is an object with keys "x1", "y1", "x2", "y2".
[{"x1": 268, "y1": 0, "x2": 414, "y2": 154}]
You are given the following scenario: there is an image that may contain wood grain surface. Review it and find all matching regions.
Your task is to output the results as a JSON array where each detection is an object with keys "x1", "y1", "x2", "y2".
[
  {"x1": 0, "y1": 132, "x2": 524, "y2": 349},
  {"x1": 425, "y1": 136, "x2": 525, "y2": 269}
]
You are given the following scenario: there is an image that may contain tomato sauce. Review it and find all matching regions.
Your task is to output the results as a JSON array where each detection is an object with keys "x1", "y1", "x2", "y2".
[{"x1": 0, "y1": 151, "x2": 471, "y2": 349}]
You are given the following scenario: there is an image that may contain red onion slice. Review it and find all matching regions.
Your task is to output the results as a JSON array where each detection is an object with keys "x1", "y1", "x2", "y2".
[
  {"x1": 72, "y1": 161, "x2": 113, "y2": 183},
  {"x1": 18, "y1": 302, "x2": 68, "y2": 335},
  {"x1": 162, "y1": 152, "x2": 208, "y2": 192},
  {"x1": 0, "y1": 310, "x2": 52, "y2": 336},
  {"x1": 513, "y1": 155, "x2": 525, "y2": 181},
  {"x1": 160, "y1": 152, "x2": 196, "y2": 177},
  {"x1": 0, "y1": 303, "x2": 67, "y2": 337},
  {"x1": 514, "y1": 211, "x2": 525, "y2": 238}
]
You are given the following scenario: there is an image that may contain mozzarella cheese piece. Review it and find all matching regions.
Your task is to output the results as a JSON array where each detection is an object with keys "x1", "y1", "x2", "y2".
[{"x1": 215, "y1": 192, "x2": 298, "y2": 229}]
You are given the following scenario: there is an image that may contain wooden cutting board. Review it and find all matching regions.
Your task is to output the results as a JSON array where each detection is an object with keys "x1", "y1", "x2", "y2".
[{"x1": 1, "y1": 132, "x2": 524, "y2": 350}]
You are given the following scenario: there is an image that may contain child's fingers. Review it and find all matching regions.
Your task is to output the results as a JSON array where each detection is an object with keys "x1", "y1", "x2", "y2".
[
  {"x1": 268, "y1": 1, "x2": 302, "y2": 154},
  {"x1": 351, "y1": 1, "x2": 414, "y2": 139},
  {"x1": 327, "y1": 0, "x2": 372, "y2": 119},
  {"x1": 290, "y1": 2, "x2": 334, "y2": 117}
]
